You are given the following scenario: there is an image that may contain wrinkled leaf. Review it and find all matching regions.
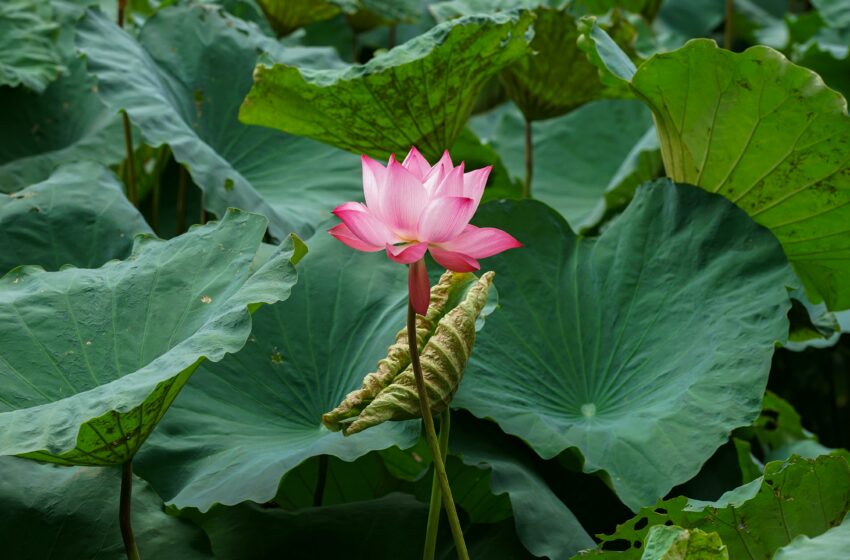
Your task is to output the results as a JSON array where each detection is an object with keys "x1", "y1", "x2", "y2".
[
  {"x1": 134, "y1": 232, "x2": 420, "y2": 511},
  {"x1": 0, "y1": 162, "x2": 151, "y2": 276},
  {"x1": 323, "y1": 271, "x2": 495, "y2": 435},
  {"x1": 456, "y1": 181, "x2": 793, "y2": 510},
  {"x1": 0, "y1": 209, "x2": 302, "y2": 465},
  {"x1": 631, "y1": 39, "x2": 850, "y2": 310},
  {"x1": 239, "y1": 11, "x2": 535, "y2": 161},
  {"x1": 434, "y1": 4, "x2": 635, "y2": 120},
  {"x1": 579, "y1": 455, "x2": 850, "y2": 558},
  {"x1": 0, "y1": 0, "x2": 64, "y2": 92},
  {"x1": 75, "y1": 4, "x2": 363, "y2": 240}
]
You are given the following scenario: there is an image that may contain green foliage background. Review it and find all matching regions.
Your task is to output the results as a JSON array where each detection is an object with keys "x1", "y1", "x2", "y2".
[{"x1": 1, "y1": 0, "x2": 850, "y2": 558}]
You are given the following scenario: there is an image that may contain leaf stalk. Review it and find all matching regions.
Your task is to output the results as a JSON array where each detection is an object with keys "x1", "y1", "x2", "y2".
[
  {"x1": 120, "y1": 461, "x2": 140, "y2": 560},
  {"x1": 423, "y1": 408, "x2": 451, "y2": 560},
  {"x1": 407, "y1": 295, "x2": 469, "y2": 560},
  {"x1": 523, "y1": 117, "x2": 533, "y2": 198}
]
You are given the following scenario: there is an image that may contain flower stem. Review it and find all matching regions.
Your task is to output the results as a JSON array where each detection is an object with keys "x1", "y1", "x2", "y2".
[
  {"x1": 523, "y1": 116, "x2": 533, "y2": 198},
  {"x1": 724, "y1": 0, "x2": 733, "y2": 51},
  {"x1": 407, "y1": 302, "x2": 469, "y2": 560},
  {"x1": 121, "y1": 112, "x2": 137, "y2": 207},
  {"x1": 423, "y1": 408, "x2": 451, "y2": 560},
  {"x1": 120, "y1": 461, "x2": 141, "y2": 560}
]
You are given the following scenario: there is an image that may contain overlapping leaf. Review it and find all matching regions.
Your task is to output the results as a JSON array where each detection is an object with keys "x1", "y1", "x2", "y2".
[
  {"x1": 469, "y1": 99, "x2": 660, "y2": 229},
  {"x1": 773, "y1": 513, "x2": 850, "y2": 560},
  {"x1": 0, "y1": 0, "x2": 64, "y2": 92},
  {"x1": 433, "y1": 2, "x2": 637, "y2": 120},
  {"x1": 0, "y1": 456, "x2": 211, "y2": 559},
  {"x1": 0, "y1": 210, "x2": 302, "y2": 465},
  {"x1": 0, "y1": 162, "x2": 151, "y2": 276},
  {"x1": 256, "y1": 0, "x2": 357, "y2": 35},
  {"x1": 134, "y1": 232, "x2": 420, "y2": 511},
  {"x1": 455, "y1": 181, "x2": 793, "y2": 510},
  {"x1": 630, "y1": 39, "x2": 850, "y2": 310},
  {"x1": 0, "y1": 55, "x2": 126, "y2": 192},
  {"x1": 579, "y1": 455, "x2": 850, "y2": 558},
  {"x1": 239, "y1": 11, "x2": 535, "y2": 161},
  {"x1": 75, "y1": 4, "x2": 363, "y2": 240}
]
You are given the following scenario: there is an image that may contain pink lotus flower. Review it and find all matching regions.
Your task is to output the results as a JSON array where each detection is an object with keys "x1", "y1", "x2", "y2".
[{"x1": 329, "y1": 147, "x2": 522, "y2": 315}]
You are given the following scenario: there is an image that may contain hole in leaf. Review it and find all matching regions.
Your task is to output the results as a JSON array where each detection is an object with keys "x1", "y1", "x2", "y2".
[
  {"x1": 601, "y1": 539, "x2": 631, "y2": 551},
  {"x1": 634, "y1": 517, "x2": 648, "y2": 530}
]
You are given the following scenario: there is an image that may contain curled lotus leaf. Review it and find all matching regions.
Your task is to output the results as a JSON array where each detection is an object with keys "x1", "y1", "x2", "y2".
[
  {"x1": 323, "y1": 271, "x2": 495, "y2": 435},
  {"x1": 432, "y1": 3, "x2": 638, "y2": 120},
  {"x1": 239, "y1": 11, "x2": 535, "y2": 161},
  {"x1": 630, "y1": 39, "x2": 850, "y2": 310},
  {"x1": 256, "y1": 0, "x2": 358, "y2": 36}
]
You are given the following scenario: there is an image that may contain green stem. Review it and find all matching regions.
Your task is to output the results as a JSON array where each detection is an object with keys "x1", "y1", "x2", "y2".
[
  {"x1": 121, "y1": 111, "x2": 137, "y2": 207},
  {"x1": 120, "y1": 461, "x2": 141, "y2": 560},
  {"x1": 199, "y1": 192, "x2": 207, "y2": 225},
  {"x1": 423, "y1": 408, "x2": 451, "y2": 560},
  {"x1": 523, "y1": 116, "x2": 533, "y2": 198},
  {"x1": 407, "y1": 302, "x2": 469, "y2": 560},
  {"x1": 117, "y1": 0, "x2": 127, "y2": 27},
  {"x1": 176, "y1": 166, "x2": 187, "y2": 235},
  {"x1": 150, "y1": 147, "x2": 170, "y2": 234},
  {"x1": 724, "y1": 0, "x2": 733, "y2": 51}
]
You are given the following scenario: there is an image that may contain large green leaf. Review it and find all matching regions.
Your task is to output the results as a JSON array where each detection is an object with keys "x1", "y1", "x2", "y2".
[
  {"x1": 469, "y1": 99, "x2": 660, "y2": 229},
  {"x1": 0, "y1": 162, "x2": 151, "y2": 276},
  {"x1": 455, "y1": 181, "x2": 793, "y2": 510},
  {"x1": 0, "y1": 456, "x2": 211, "y2": 559},
  {"x1": 239, "y1": 11, "x2": 534, "y2": 161},
  {"x1": 0, "y1": 0, "x2": 64, "y2": 92},
  {"x1": 630, "y1": 39, "x2": 850, "y2": 310},
  {"x1": 134, "y1": 232, "x2": 420, "y2": 511},
  {"x1": 0, "y1": 55, "x2": 126, "y2": 192},
  {"x1": 773, "y1": 513, "x2": 850, "y2": 560},
  {"x1": 0, "y1": 209, "x2": 302, "y2": 465},
  {"x1": 579, "y1": 455, "x2": 850, "y2": 558},
  {"x1": 75, "y1": 4, "x2": 363, "y2": 240}
]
